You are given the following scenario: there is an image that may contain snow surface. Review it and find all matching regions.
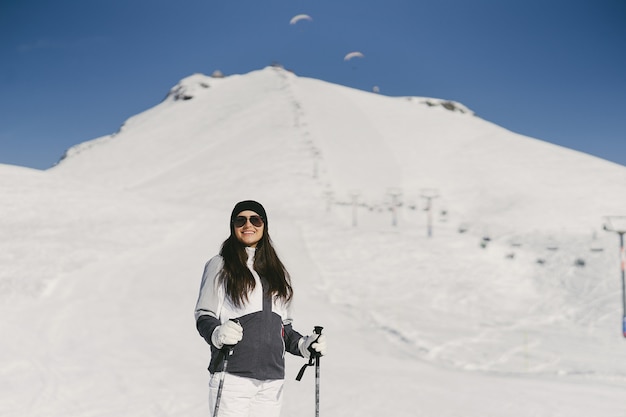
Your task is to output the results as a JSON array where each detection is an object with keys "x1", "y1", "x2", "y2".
[{"x1": 2, "y1": 66, "x2": 626, "y2": 417}]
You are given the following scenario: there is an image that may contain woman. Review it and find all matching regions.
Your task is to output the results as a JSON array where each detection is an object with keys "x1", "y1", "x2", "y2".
[{"x1": 195, "y1": 200, "x2": 327, "y2": 417}]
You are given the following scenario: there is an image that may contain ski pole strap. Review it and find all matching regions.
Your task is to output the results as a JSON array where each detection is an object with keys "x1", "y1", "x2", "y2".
[
  {"x1": 296, "y1": 356, "x2": 315, "y2": 381},
  {"x1": 215, "y1": 345, "x2": 233, "y2": 371}
]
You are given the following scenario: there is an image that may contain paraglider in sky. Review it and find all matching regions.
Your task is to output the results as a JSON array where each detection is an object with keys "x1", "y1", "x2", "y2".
[
  {"x1": 343, "y1": 51, "x2": 365, "y2": 61},
  {"x1": 289, "y1": 14, "x2": 312, "y2": 25}
]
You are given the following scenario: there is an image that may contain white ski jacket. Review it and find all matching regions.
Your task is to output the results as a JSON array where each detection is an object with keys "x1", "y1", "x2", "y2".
[{"x1": 195, "y1": 247, "x2": 304, "y2": 380}]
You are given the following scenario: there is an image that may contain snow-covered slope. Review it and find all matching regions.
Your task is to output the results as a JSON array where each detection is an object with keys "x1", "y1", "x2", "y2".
[
  {"x1": 51, "y1": 67, "x2": 626, "y2": 231},
  {"x1": 2, "y1": 66, "x2": 626, "y2": 417}
]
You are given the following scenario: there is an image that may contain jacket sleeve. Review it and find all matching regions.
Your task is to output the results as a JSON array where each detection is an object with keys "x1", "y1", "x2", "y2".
[
  {"x1": 281, "y1": 298, "x2": 304, "y2": 356},
  {"x1": 194, "y1": 256, "x2": 225, "y2": 347},
  {"x1": 283, "y1": 322, "x2": 305, "y2": 357}
]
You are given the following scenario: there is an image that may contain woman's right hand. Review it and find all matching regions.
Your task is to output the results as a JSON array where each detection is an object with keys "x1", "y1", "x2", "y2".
[{"x1": 211, "y1": 320, "x2": 243, "y2": 349}]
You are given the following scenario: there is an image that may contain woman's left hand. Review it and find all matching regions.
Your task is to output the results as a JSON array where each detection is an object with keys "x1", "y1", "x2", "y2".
[{"x1": 300, "y1": 333, "x2": 327, "y2": 358}]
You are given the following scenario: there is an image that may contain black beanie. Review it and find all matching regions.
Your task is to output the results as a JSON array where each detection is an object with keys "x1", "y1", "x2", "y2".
[{"x1": 230, "y1": 200, "x2": 267, "y2": 226}]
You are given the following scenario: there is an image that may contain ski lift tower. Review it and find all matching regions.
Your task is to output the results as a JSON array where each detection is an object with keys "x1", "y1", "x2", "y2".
[
  {"x1": 420, "y1": 188, "x2": 440, "y2": 237},
  {"x1": 603, "y1": 216, "x2": 626, "y2": 338},
  {"x1": 312, "y1": 148, "x2": 321, "y2": 179},
  {"x1": 323, "y1": 189, "x2": 334, "y2": 213},
  {"x1": 350, "y1": 191, "x2": 360, "y2": 227},
  {"x1": 387, "y1": 187, "x2": 403, "y2": 227}
]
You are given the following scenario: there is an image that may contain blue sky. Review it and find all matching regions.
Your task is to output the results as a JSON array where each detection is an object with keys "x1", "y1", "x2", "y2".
[{"x1": 1, "y1": 0, "x2": 625, "y2": 169}]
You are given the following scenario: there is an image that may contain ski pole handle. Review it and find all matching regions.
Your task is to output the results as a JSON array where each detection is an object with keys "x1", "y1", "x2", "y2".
[
  {"x1": 311, "y1": 326, "x2": 324, "y2": 358},
  {"x1": 221, "y1": 319, "x2": 240, "y2": 353},
  {"x1": 295, "y1": 326, "x2": 324, "y2": 381}
]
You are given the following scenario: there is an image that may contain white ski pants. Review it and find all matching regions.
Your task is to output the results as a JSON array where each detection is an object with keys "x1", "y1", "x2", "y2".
[{"x1": 209, "y1": 372, "x2": 284, "y2": 417}]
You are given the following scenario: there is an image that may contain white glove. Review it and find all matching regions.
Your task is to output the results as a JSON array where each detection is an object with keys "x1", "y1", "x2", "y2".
[
  {"x1": 211, "y1": 320, "x2": 243, "y2": 349},
  {"x1": 299, "y1": 333, "x2": 327, "y2": 358}
]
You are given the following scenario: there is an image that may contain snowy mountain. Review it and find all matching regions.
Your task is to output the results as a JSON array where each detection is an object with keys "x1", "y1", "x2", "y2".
[{"x1": 2, "y1": 66, "x2": 626, "y2": 417}]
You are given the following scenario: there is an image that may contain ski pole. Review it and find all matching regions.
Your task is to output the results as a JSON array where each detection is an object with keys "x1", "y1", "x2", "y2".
[
  {"x1": 295, "y1": 325, "x2": 324, "y2": 416},
  {"x1": 313, "y1": 326, "x2": 323, "y2": 417},
  {"x1": 213, "y1": 345, "x2": 232, "y2": 417},
  {"x1": 214, "y1": 319, "x2": 239, "y2": 417}
]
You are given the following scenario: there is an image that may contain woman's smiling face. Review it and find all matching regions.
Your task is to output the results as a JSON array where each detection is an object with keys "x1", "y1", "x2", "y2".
[{"x1": 233, "y1": 210, "x2": 264, "y2": 247}]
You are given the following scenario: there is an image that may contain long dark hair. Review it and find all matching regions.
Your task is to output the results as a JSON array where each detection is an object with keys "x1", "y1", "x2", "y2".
[{"x1": 219, "y1": 227, "x2": 293, "y2": 308}]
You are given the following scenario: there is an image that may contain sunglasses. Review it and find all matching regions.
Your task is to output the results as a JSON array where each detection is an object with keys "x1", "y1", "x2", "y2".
[{"x1": 233, "y1": 215, "x2": 264, "y2": 228}]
